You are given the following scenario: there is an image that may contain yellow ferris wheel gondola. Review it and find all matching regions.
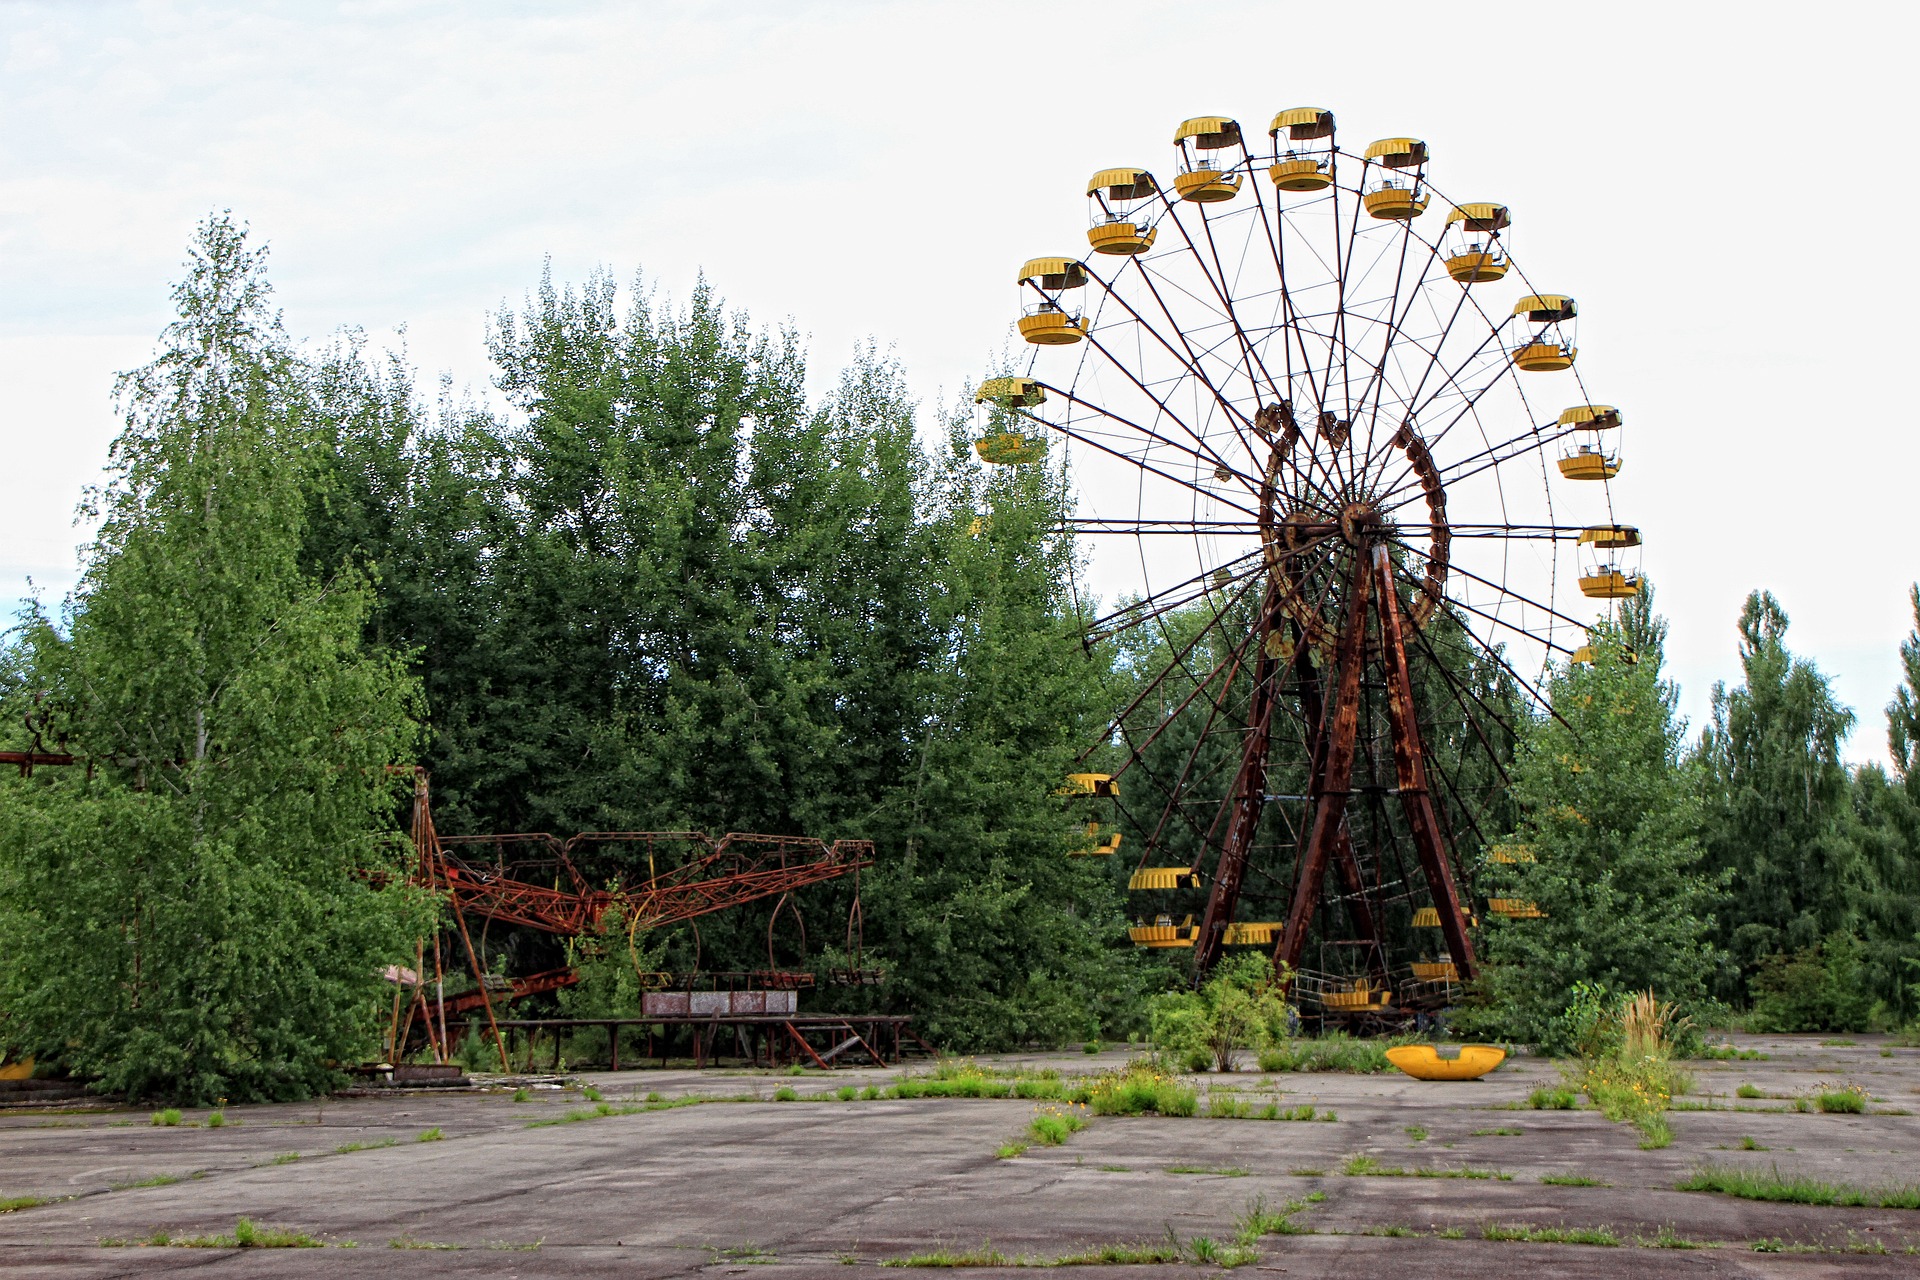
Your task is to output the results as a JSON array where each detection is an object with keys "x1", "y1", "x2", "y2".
[
  {"x1": 1173, "y1": 117, "x2": 1244, "y2": 202},
  {"x1": 972, "y1": 376, "x2": 1048, "y2": 465},
  {"x1": 1267, "y1": 107, "x2": 1335, "y2": 191},
  {"x1": 1361, "y1": 137, "x2": 1430, "y2": 219},
  {"x1": 1511, "y1": 295, "x2": 1578, "y2": 371},
  {"x1": 1556, "y1": 404, "x2": 1623, "y2": 480},
  {"x1": 1086, "y1": 168, "x2": 1160, "y2": 255},
  {"x1": 1442, "y1": 203, "x2": 1510, "y2": 282},
  {"x1": 1016, "y1": 257, "x2": 1090, "y2": 346}
]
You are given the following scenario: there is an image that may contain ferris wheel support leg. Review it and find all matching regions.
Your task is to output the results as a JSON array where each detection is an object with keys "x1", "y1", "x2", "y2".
[
  {"x1": 1192, "y1": 584, "x2": 1285, "y2": 981},
  {"x1": 1292, "y1": 633, "x2": 1386, "y2": 968},
  {"x1": 1274, "y1": 558, "x2": 1372, "y2": 979},
  {"x1": 1369, "y1": 546, "x2": 1479, "y2": 982}
]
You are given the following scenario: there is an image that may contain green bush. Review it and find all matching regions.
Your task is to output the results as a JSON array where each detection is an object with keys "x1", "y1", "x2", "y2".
[
  {"x1": 1528, "y1": 1087, "x2": 1578, "y2": 1110},
  {"x1": 1256, "y1": 1032, "x2": 1390, "y2": 1074},
  {"x1": 1148, "y1": 954, "x2": 1290, "y2": 1072},
  {"x1": 1815, "y1": 1085, "x2": 1868, "y2": 1113},
  {"x1": 1748, "y1": 936, "x2": 1874, "y2": 1034}
]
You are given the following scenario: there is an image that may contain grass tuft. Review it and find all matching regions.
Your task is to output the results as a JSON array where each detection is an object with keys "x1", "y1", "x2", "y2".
[
  {"x1": 1815, "y1": 1086, "x2": 1868, "y2": 1114},
  {"x1": 150, "y1": 1108, "x2": 182, "y2": 1127},
  {"x1": 1540, "y1": 1173, "x2": 1609, "y2": 1186},
  {"x1": 1026, "y1": 1107, "x2": 1086, "y2": 1146},
  {"x1": 110, "y1": 1173, "x2": 180, "y2": 1190},
  {"x1": 161, "y1": 1217, "x2": 324, "y2": 1248},
  {"x1": 416, "y1": 1127, "x2": 445, "y2": 1142},
  {"x1": 1528, "y1": 1087, "x2": 1577, "y2": 1110},
  {"x1": 0, "y1": 1195, "x2": 49, "y2": 1213},
  {"x1": 205, "y1": 1111, "x2": 225, "y2": 1128},
  {"x1": 1472, "y1": 1127, "x2": 1523, "y2": 1136},
  {"x1": 995, "y1": 1141, "x2": 1027, "y2": 1160},
  {"x1": 334, "y1": 1138, "x2": 398, "y2": 1154},
  {"x1": 1481, "y1": 1222, "x2": 1620, "y2": 1246},
  {"x1": 511, "y1": 1088, "x2": 531, "y2": 1103},
  {"x1": 1736, "y1": 1083, "x2": 1764, "y2": 1099},
  {"x1": 1678, "y1": 1163, "x2": 1920, "y2": 1210}
]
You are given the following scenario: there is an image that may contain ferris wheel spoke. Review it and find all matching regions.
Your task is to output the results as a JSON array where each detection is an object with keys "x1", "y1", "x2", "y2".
[
  {"x1": 1351, "y1": 267, "x2": 1471, "y2": 482},
  {"x1": 1081, "y1": 544, "x2": 1269, "y2": 644},
  {"x1": 1387, "y1": 537, "x2": 1588, "y2": 639},
  {"x1": 1012, "y1": 398, "x2": 1266, "y2": 521},
  {"x1": 1374, "y1": 421, "x2": 1578, "y2": 512}
]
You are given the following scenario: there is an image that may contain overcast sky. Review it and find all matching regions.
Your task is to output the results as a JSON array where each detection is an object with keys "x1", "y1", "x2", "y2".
[{"x1": 2, "y1": 0, "x2": 1913, "y2": 763}]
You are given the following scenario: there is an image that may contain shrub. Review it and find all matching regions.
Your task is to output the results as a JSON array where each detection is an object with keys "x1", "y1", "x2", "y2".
[
  {"x1": 1748, "y1": 936, "x2": 1874, "y2": 1034},
  {"x1": 1026, "y1": 1106, "x2": 1086, "y2": 1145},
  {"x1": 773, "y1": 1086, "x2": 798, "y2": 1102},
  {"x1": 1149, "y1": 954, "x2": 1291, "y2": 1072},
  {"x1": 1256, "y1": 1033, "x2": 1391, "y2": 1074},
  {"x1": 1815, "y1": 1085, "x2": 1868, "y2": 1114},
  {"x1": 1528, "y1": 1087, "x2": 1577, "y2": 1110},
  {"x1": 150, "y1": 1109, "x2": 181, "y2": 1127}
]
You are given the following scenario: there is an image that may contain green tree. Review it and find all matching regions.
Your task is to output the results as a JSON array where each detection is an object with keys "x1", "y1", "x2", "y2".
[
  {"x1": 1698, "y1": 591, "x2": 1863, "y2": 1003},
  {"x1": 1477, "y1": 585, "x2": 1723, "y2": 1042},
  {"x1": 1845, "y1": 585, "x2": 1920, "y2": 1022},
  {"x1": 0, "y1": 216, "x2": 425, "y2": 1102}
]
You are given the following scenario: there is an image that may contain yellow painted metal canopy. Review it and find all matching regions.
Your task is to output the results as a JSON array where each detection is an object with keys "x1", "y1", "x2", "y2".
[
  {"x1": 1578, "y1": 524, "x2": 1641, "y2": 548},
  {"x1": 1446, "y1": 202, "x2": 1510, "y2": 229},
  {"x1": 1059, "y1": 771, "x2": 1117, "y2": 797},
  {"x1": 1269, "y1": 107, "x2": 1334, "y2": 138},
  {"x1": 1174, "y1": 116, "x2": 1242, "y2": 147},
  {"x1": 1412, "y1": 907, "x2": 1442, "y2": 927},
  {"x1": 1087, "y1": 167, "x2": 1157, "y2": 199},
  {"x1": 1018, "y1": 257, "x2": 1088, "y2": 288},
  {"x1": 1129, "y1": 866, "x2": 1200, "y2": 891},
  {"x1": 1558, "y1": 404, "x2": 1621, "y2": 429},
  {"x1": 1364, "y1": 136, "x2": 1428, "y2": 165},
  {"x1": 1514, "y1": 294, "x2": 1577, "y2": 319},
  {"x1": 974, "y1": 376, "x2": 1046, "y2": 407}
]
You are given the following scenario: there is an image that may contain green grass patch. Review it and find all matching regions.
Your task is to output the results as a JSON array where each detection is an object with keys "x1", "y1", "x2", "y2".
[
  {"x1": 416, "y1": 1127, "x2": 445, "y2": 1142},
  {"x1": 1053, "y1": 1240, "x2": 1182, "y2": 1264},
  {"x1": 1481, "y1": 1223, "x2": 1619, "y2": 1246},
  {"x1": 1256, "y1": 1033, "x2": 1391, "y2": 1074},
  {"x1": 580, "y1": 1086, "x2": 602, "y2": 1102},
  {"x1": 1185, "y1": 1236, "x2": 1259, "y2": 1267},
  {"x1": 1703, "y1": 1045, "x2": 1766, "y2": 1060},
  {"x1": 150, "y1": 1108, "x2": 182, "y2": 1127},
  {"x1": 1736, "y1": 1083, "x2": 1764, "y2": 1099},
  {"x1": 1820, "y1": 1039, "x2": 1857, "y2": 1047},
  {"x1": 0, "y1": 1195, "x2": 50, "y2": 1213},
  {"x1": 1816, "y1": 1086, "x2": 1868, "y2": 1113},
  {"x1": 1528, "y1": 1087, "x2": 1578, "y2": 1110},
  {"x1": 334, "y1": 1139, "x2": 399, "y2": 1154},
  {"x1": 1288, "y1": 1167, "x2": 1325, "y2": 1177},
  {"x1": 836, "y1": 1085, "x2": 858, "y2": 1101},
  {"x1": 390, "y1": 1235, "x2": 459, "y2": 1249},
  {"x1": 1205, "y1": 1096, "x2": 1328, "y2": 1121},
  {"x1": 109, "y1": 1173, "x2": 180, "y2": 1190},
  {"x1": 1084, "y1": 1066, "x2": 1195, "y2": 1117},
  {"x1": 1362, "y1": 1225, "x2": 1416, "y2": 1237},
  {"x1": 1540, "y1": 1173, "x2": 1608, "y2": 1186},
  {"x1": 1342, "y1": 1153, "x2": 1509, "y2": 1180},
  {"x1": 773, "y1": 1086, "x2": 799, "y2": 1102},
  {"x1": 995, "y1": 1141, "x2": 1027, "y2": 1160},
  {"x1": 1679, "y1": 1164, "x2": 1920, "y2": 1209},
  {"x1": 1404, "y1": 1126, "x2": 1428, "y2": 1142},
  {"x1": 1640, "y1": 1225, "x2": 1703, "y2": 1249},
  {"x1": 205, "y1": 1111, "x2": 225, "y2": 1128},
  {"x1": 511, "y1": 1088, "x2": 531, "y2": 1103},
  {"x1": 1167, "y1": 1165, "x2": 1249, "y2": 1177},
  {"x1": 155, "y1": 1217, "x2": 324, "y2": 1248},
  {"x1": 1472, "y1": 1127, "x2": 1523, "y2": 1136},
  {"x1": 1027, "y1": 1108, "x2": 1085, "y2": 1146},
  {"x1": 262, "y1": 1151, "x2": 300, "y2": 1166},
  {"x1": 1638, "y1": 1115, "x2": 1673, "y2": 1149},
  {"x1": 1739, "y1": 1136, "x2": 1768, "y2": 1151},
  {"x1": 880, "y1": 1245, "x2": 1011, "y2": 1267}
]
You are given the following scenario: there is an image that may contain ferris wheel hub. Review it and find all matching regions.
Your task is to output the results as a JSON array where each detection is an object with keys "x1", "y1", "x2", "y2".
[{"x1": 1338, "y1": 502, "x2": 1383, "y2": 546}]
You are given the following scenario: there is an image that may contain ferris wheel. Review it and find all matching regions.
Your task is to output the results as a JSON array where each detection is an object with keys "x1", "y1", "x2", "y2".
[{"x1": 978, "y1": 108, "x2": 1641, "y2": 1015}]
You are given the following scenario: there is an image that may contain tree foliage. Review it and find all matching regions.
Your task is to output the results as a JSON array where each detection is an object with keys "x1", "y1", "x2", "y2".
[{"x1": 0, "y1": 217, "x2": 427, "y2": 1102}]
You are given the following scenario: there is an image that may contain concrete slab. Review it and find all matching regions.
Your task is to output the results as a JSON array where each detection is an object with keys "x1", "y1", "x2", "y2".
[{"x1": 0, "y1": 1034, "x2": 1914, "y2": 1276}]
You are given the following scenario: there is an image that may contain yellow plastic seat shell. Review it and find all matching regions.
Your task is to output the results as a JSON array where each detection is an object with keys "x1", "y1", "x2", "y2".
[
  {"x1": 1385, "y1": 1044, "x2": 1506, "y2": 1081},
  {"x1": 1571, "y1": 644, "x2": 1596, "y2": 664},
  {"x1": 1488, "y1": 898, "x2": 1547, "y2": 918},
  {"x1": 1412, "y1": 907, "x2": 1441, "y2": 927},
  {"x1": 1446, "y1": 202, "x2": 1510, "y2": 232},
  {"x1": 1364, "y1": 187, "x2": 1429, "y2": 220},
  {"x1": 1174, "y1": 169, "x2": 1242, "y2": 203},
  {"x1": 1269, "y1": 158, "x2": 1331, "y2": 191},
  {"x1": 1017, "y1": 312, "x2": 1088, "y2": 346},
  {"x1": 1130, "y1": 917, "x2": 1198, "y2": 948},
  {"x1": 1322, "y1": 980, "x2": 1390, "y2": 1012},
  {"x1": 1087, "y1": 167, "x2": 1157, "y2": 200},
  {"x1": 1515, "y1": 342, "x2": 1576, "y2": 372},
  {"x1": 1222, "y1": 921, "x2": 1280, "y2": 946},
  {"x1": 1061, "y1": 772, "x2": 1119, "y2": 798},
  {"x1": 1579, "y1": 569, "x2": 1640, "y2": 599},
  {"x1": 1129, "y1": 866, "x2": 1200, "y2": 891},
  {"x1": 1270, "y1": 107, "x2": 1335, "y2": 140},
  {"x1": 1410, "y1": 962, "x2": 1460, "y2": 982},
  {"x1": 974, "y1": 432, "x2": 1046, "y2": 465},
  {"x1": 974, "y1": 376, "x2": 1046, "y2": 407},
  {"x1": 1070, "y1": 833, "x2": 1122, "y2": 858},
  {"x1": 1445, "y1": 251, "x2": 1507, "y2": 283},
  {"x1": 1579, "y1": 525, "x2": 1642, "y2": 550},
  {"x1": 0, "y1": 1056, "x2": 32, "y2": 1082},
  {"x1": 1175, "y1": 116, "x2": 1243, "y2": 147},
  {"x1": 1558, "y1": 404, "x2": 1621, "y2": 429},
  {"x1": 1557, "y1": 452, "x2": 1620, "y2": 480},
  {"x1": 1087, "y1": 222, "x2": 1157, "y2": 255}
]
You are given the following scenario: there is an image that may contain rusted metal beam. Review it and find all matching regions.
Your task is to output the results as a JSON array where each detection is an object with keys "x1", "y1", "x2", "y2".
[
  {"x1": 1275, "y1": 553, "x2": 1372, "y2": 975},
  {"x1": 1370, "y1": 544, "x2": 1478, "y2": 980}
]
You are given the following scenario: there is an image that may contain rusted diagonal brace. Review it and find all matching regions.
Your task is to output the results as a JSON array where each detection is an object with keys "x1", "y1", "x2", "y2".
[
  {"x1": 1371, "y1": 544, "x2": 1478, "y2": 980},
  {"x1": 784, "y1": 1021, "x2": 832, "y2": 1070},
  {"x1": 1275, "y1": 553, "x2": 1372, "y2": 976}
]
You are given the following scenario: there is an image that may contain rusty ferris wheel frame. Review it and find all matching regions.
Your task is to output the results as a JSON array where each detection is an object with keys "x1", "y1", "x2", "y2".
[{"x1": 978, "y1": 109, "x2": 1638, "y2": 1015}]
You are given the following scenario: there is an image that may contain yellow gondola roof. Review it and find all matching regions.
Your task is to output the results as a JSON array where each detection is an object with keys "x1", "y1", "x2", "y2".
[
  {"x1": 1087, "y1": 167, "x2": 1157, "y2": 199},
  {"x1": 1514, "y1": 294, "x2": 1577, "y2": 319},
  {"x1": 1558, "y1": 404, "x2": 1621, "y2": 428},
  {"x1": 1017, "y1": 257, "x2": 1088, "y2": 288},
  {"x1": 1579, "y1": 524, "x2": 1642, "y2": 547},
  {"x1": 1364, "y1": 136, "x2": 1428, "y2": 164},
  {"x1": 1269, "y1": 107, "x2": 1334, "y2": 138},
  {"x1": 1128, "y1": 866, "x2": 1199, "y2": 891},
  {"x1": 1446, "y1": 202, "x2": 1511, "y2": 229},
  {"x1": 1174, "y1": 116, "x2": 1242, "y2": 148},
  {"x1": 974, "y1": 376, "x2": 1046, "y2": 407},
  {"x1": 1059, "y1": 771, "x2": 1116, "y2": 796}
]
